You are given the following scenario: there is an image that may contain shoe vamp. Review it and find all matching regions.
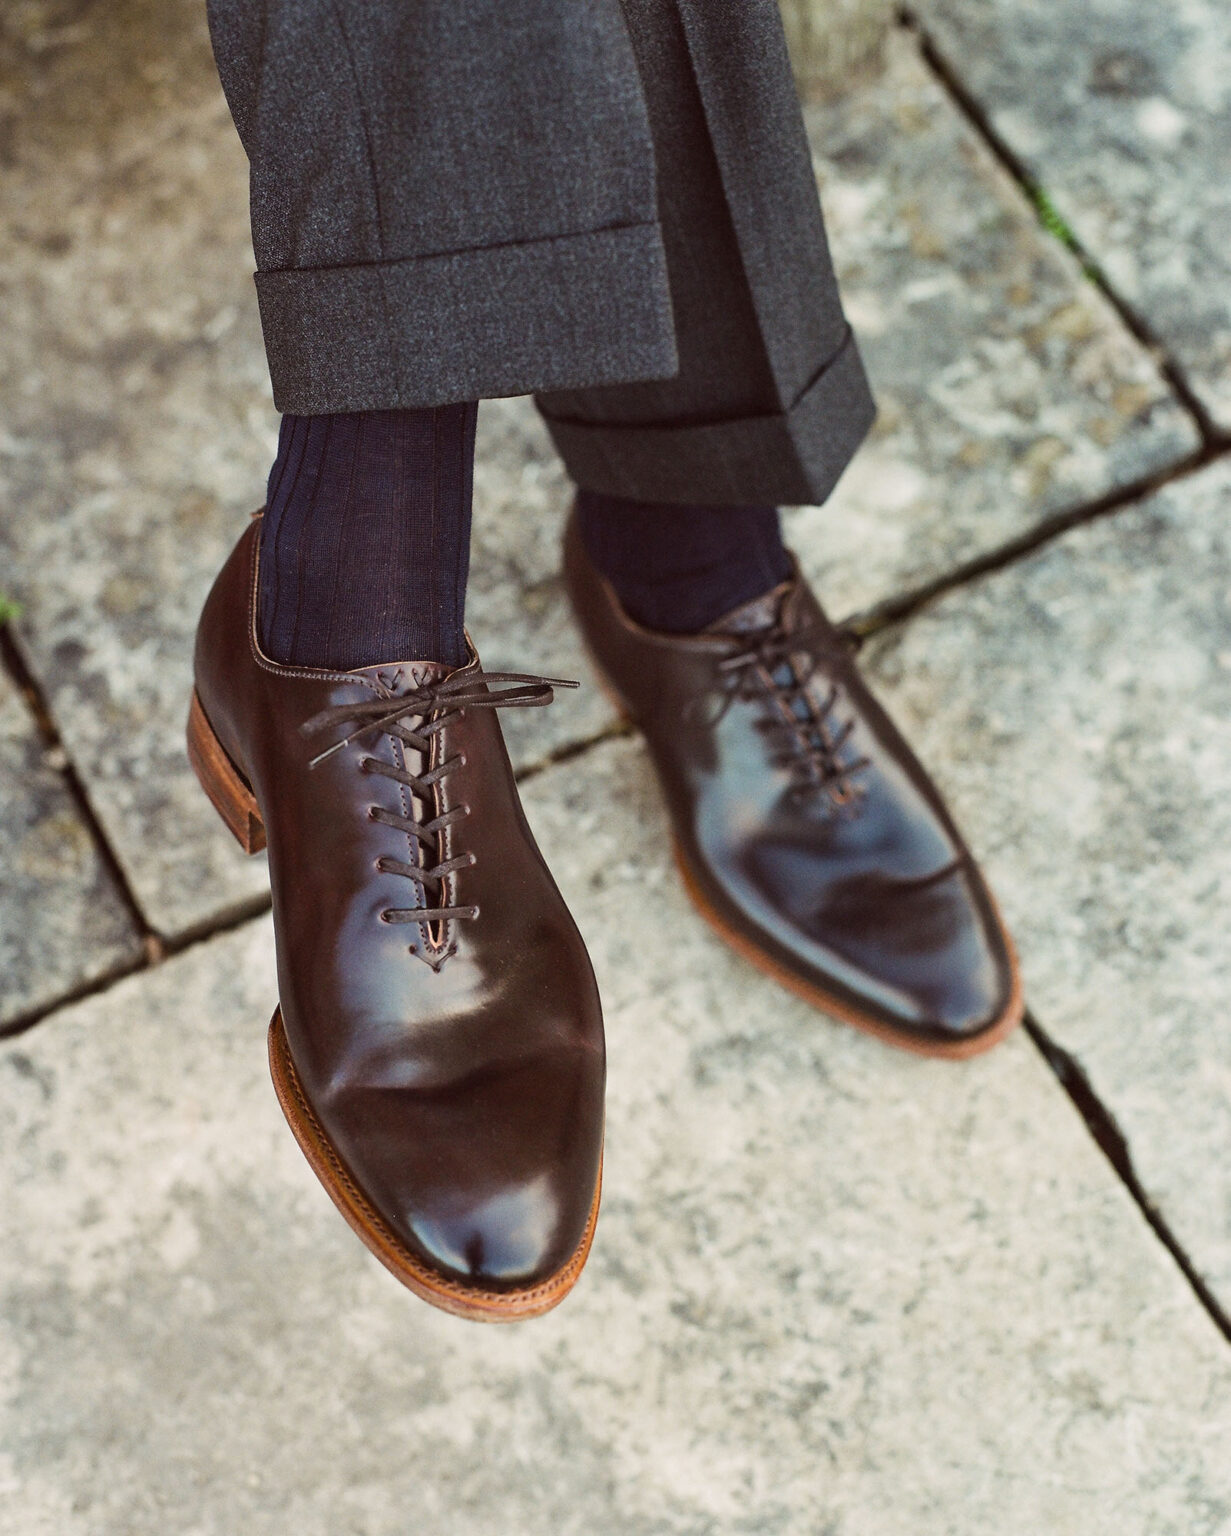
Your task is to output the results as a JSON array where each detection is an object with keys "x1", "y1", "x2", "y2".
[
  {"x1": 695, "y1": 746, "x2": 994, "y2": 1010},
  {"x1": 280, "y1": 886, "x2": 603, "y2": 1091},
  {"x1": 696, "y1": 735, "x2": 961, "y2": 890}
]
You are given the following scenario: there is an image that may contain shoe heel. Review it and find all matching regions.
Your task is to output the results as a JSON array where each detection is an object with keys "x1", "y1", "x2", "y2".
[{"x1": 186, "y1": 690, "x2": 266, "y2": 854}]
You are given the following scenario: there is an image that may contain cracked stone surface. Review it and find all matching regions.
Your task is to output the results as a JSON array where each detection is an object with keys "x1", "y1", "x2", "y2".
[
  {"x1": 913, "y1": 0, "x2": 1231, "y2": 430},
  {"x1": 0, "y1": 0, "x2": 275, "y2": 938},
  {"x1": 4, "y1": 742, "x2": 1231, "y2": 1535},
  {"x1": 861, "y1": 458, "x2": 1231, "y2": 1314},
  {"x1": 0, "y1": 668, "x2": 138, "y2": 1028},
  {"x1": 0, "y1": 7, "x2": 1196, "y2": 949},
  {"x1": 789, "y1": 32, "x2": 1198, "y2": 616}
]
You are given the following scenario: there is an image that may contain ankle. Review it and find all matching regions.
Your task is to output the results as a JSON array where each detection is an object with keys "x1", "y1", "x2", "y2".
[
  {"x1": 575, "y1": 489, "x2": 791, "y2": 634},
  {"x1": 259, "y1": 404, "x2": 477, "y2": 670}
]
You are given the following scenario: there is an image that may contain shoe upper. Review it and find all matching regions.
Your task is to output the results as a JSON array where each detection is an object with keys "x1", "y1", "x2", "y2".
[
  {"x1": 564, "y1": 512, "x2": 1018, "y2": 1050},
  {"x1": 195, "y1": 521, "x2": 605, "y2": 1289}
]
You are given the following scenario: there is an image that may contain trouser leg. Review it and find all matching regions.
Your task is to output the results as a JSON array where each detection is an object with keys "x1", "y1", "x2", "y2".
[
  {"x1": 536, "y1": 0, "x2": 876, "y2": 506},
  {"x1": 205, "y1": 0, "x2": 678, "y2": 413},
  {"x1": 206, "y1": 0, "x2": 874, "y2": 506}
]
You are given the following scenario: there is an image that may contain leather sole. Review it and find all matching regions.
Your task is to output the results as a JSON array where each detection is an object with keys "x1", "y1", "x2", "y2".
[
  {"x1": 188, "y1": 687, "x2": 603, "y2": 1320},
  {"x1": 674, "y1": 840, "x2": 1024, "y2": 1060}
]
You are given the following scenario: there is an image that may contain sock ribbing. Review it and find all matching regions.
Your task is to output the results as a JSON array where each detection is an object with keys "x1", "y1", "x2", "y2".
[
  {"x1": 576, "y1": 489, "x2": 791, "y2": 633},
  {"x1": 259, "y1": 404, "x2": 478, "y2": 670}
]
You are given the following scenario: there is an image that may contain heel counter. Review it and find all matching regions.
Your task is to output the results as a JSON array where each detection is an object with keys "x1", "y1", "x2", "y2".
[{"x1": 193, "y1": 516, "x2": 261, "y2": 773}]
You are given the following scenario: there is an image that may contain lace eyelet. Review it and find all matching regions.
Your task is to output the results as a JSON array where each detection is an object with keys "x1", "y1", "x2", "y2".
[
  {"x1": 367, "y1": 806, "x2": 378, "y2": 820},
  {"x1": 378, "y1": 910, "x2": 392, "y2": 923}
]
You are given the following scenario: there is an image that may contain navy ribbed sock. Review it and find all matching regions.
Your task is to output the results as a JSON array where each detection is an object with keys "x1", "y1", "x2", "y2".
[
  {"x1": 576, "y1": 490, "x2": 792, "y2": 633},
  {"x1": 259, "y1": 404, "x2": 478, "y2": 670}
]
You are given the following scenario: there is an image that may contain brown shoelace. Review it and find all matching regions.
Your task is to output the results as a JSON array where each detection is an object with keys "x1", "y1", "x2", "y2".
[
  {"x1": 301, "y1": 668, "x2": 577, "y2": 947},
  {"x1": 714, "y1": 616, "x2": 870, "y2": 805}
]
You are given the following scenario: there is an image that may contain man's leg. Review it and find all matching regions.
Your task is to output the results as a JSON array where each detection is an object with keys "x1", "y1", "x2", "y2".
[
  {"x1": 206, "y1": 0, "x2": 677, "y2": 413},
  {"x1": 537, "y1": 0, "x2": 876, "y2": 630},
  {"x1": 206, "y1": 0, "x2": 680, "y2": 669},
  {"x1": 537, "y1": 0, "x2": 876, "y2": 510},
  {"x1": 195, "y1": 0, "x2": 692, "y2": 1318},
  {"x1": 549, "y1": 0, "x2": 1021, "y2": 1057}
]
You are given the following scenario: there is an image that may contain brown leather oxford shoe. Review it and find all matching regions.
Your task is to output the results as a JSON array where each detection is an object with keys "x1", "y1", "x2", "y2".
[
  {"x1": 188, "y1": 519, "x2": 604, "y2": 1319},
  {"x1": 564, "y1": 511, "x2": 1021, "y2": 1058}
]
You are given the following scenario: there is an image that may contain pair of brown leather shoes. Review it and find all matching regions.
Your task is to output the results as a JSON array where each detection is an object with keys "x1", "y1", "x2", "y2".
[{"x1": 189, "y1": 511, "x2": 1019, "y2": 1320}]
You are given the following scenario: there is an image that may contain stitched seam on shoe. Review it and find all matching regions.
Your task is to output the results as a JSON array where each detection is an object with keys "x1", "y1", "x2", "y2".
[
  {"x1": 245, "y1": 522, "x2": 385, "y2": 693},
  {"x1": 424, "y1": 714, "x2": 451, "y2": 956}
]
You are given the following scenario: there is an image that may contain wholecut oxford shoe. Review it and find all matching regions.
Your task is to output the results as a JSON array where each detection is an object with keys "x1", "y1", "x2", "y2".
[
  {"x1": 564, "y1": 509, "x2": 1021, "y2": 1058},
  {"x1": 188, "y1": 517, "x2": 605, "y2": 1319}
]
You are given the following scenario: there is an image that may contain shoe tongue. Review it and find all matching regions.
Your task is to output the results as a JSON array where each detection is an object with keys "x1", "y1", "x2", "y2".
[{"x1": 704, "y1": 580, "x2": 794, "y2": 637}]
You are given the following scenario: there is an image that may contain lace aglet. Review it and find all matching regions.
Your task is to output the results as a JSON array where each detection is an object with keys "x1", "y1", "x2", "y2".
[{"x1": 307, "y1": 737, "x2": 349, "y2": 770}]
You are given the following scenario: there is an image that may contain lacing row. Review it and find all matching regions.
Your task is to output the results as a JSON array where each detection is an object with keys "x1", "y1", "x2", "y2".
[
  {"x1": 300, "y1": 669, "x2": 576, "y2": 945},
  {"x1": 713, "y1": 617, "x2": 870, "y2": 804}
]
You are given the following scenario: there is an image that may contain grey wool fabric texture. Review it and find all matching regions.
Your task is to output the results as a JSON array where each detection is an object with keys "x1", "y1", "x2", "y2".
[{"x1": 205, "y1": 0, "x2": 877, "y2": 506}]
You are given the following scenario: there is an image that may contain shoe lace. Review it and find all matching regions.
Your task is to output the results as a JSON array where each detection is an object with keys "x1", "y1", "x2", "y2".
[
  {"x1": 711, "y1": 616, "x2": 871, "y2": 807},
  {"x1": 299, "y1": 668, "x2": 576, "y2": 959}
]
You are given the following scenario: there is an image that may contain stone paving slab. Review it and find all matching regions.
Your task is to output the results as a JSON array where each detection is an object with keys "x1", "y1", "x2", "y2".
[
  {"x1": 0, "y1": 668, "x2": 138, "y2": 1029},
  {"x1": 0, "y1": 0, "x2": 275, "y2": 939},
  {"x1": 0, "y1": 10, "x2": 1196, "y2": 950},
  {"x1": 4, "y1": 740, "x2": 1231, "y2": 1536},
  {"x1": 790, "y1": 32, "x2": 1197, "y2": 615},
  {"x1": 861, "y1": 457, "x2": 1231, "y2": 1314},
  {"x1": 913, "y1": 0, "x2": 1231, "y2": 431}
]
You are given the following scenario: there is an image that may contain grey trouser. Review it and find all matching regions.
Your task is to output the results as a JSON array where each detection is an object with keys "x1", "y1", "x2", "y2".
[{"x1": 206, "y1": 0, "x2": 876, "y2": 505}]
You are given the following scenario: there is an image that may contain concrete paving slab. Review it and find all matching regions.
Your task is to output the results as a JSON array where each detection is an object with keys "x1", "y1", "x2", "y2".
[
  {"x1": 861, "y1": 457, "x2": 1231, "y2": 1314},
  {"x1": 0, "y1": 11, "x2": 1196, "y2": 943},
  {"x1": 913, "y1": 0, "x2": 1231, "y2": 430},
  {"x1": 3, "y1": 737, "x2": 1230, "y2": 1536},
  {"x1": 0, "y1": 0, "x2": 275, "y2": 937},
  {"x1": 790, "y1": 33, "x2": 1198, "y2": 615},
  {"x1": 0, "y1": 669, "x2": 139, "y2": 1029}
]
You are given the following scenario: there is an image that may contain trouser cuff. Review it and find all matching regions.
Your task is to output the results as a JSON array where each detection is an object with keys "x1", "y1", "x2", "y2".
[
  {"x1": 538, "y1": 325, "x2": 876, "y2": 505},
  {"x1": 255, "y1": 222, "x2": 678, "y2": 414}
]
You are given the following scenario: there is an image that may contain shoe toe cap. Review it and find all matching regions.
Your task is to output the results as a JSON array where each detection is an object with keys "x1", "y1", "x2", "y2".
[
  {"x1": 407, "y1": 1175, "x2": 578, "y2": 1287},
  {"x1": 845, "y1": 862, "x2": 1020, "y2": 1047},
  {"x1": 743, "y1": 852, "x2": 1020, "y2": 1050},
  {"x1": 327, "y1": 1048, "x2": 604, "y2": 1293}
]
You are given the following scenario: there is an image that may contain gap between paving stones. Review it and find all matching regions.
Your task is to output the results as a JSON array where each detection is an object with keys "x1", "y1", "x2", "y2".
[
  {"x1": 0, "y1": 622, "x2": 157, "y2": 958},
  {"x1": 1025, "y1": 1008, "x2": 1231, "y2": 1347},
  {"x1": 898, "y1": 8, "x2": 1225, "y2": 448},
  {"x1": 845, "y1": 440, "x2": 1219, "y2": 632}
]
